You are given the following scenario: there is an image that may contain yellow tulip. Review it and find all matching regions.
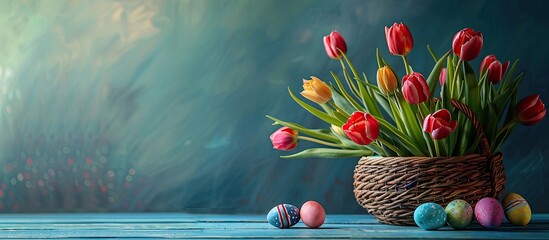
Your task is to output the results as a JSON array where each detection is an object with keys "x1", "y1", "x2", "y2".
[
  {"x1": 377, "y1": 66, "x2": 398, "y2": 95},
  {"x1": 301, "y1": 76, "x2": 332, "y2": 104}
]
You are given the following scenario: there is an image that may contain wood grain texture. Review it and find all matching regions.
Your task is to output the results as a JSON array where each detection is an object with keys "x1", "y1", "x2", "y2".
[{"x1": 0, "y1": 214, "x2": 546, "y2": 239}]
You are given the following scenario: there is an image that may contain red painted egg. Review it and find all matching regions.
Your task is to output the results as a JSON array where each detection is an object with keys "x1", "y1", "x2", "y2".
[{"x1": 300, "y1": 201, "x2": 326, "y2": 228}]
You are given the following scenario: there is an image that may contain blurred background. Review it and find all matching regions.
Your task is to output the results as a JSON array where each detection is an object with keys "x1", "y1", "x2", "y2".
[{"x1": 0, "y1": 0, "x2": 547, "y2": 213}]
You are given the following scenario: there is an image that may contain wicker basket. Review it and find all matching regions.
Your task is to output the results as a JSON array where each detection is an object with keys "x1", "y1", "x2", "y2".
[{"x1": 353, "y1": 99, "x2": 506, "y2": 226}]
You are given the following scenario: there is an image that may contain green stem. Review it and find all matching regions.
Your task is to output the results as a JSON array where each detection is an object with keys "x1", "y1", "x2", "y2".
[
  {"x1": 328, "y1": 100, "x2": 350, "y2": 118},
  {"x1": 377, "y1": 138, "x2": 406, "y2": 156},
  {"x1": 339, "y1": 59, "x2": 360, "y2": 97},
  {"x1": 451, "y1": 59, "x2": 463, "y2": 97},
  {"x1": 298, "y1": 136, "x2": 343, "y2": 148},
  {"x1": 401, "y1": 55, "x2": 412, "y2": 75},
  {"x1": 434, "y1": 139, "x2": 441, "y2": 157},
  {"x1": 497, "y1": 120, "x2": 517, "y2": 138}
]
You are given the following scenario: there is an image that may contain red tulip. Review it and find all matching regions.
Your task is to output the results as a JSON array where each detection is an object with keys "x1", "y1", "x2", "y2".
[
  {"x1": 439, "y1": 68, "x2": 447, "y2": 86},
  {"x1": 423, "y1": 109, "x2": 458, "y2": 140},
  {"x1": 270, "y1": 127, "x2": 298, "y2": 151},
  {"x1": 452, "y1": 28, "x2": 483, "y2": 61},
  {"x1": 402, "y1": 72, "x2": 430, "y2": 105},
  {"x1": 516, "y1": 94, "x2": 546, "y2": 126},
  {"x1": 323, "y1": 30, "x2": 347, "y2": 60},
  {"x1": 342, "y1": 111, "x2": 379, "y2": 145},
  {"x1": 385, "y1": 22, "x2": 413, "y2": 56},
  {"x1": 480, "y1": 55, "x2": 510, "y2": 84}
]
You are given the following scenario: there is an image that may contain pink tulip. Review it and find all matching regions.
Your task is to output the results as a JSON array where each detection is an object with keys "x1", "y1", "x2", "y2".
[
  {"x1": 385, "y1": 22, "x2": 414, "y2": 56},
  {"x1": 423, "y1": 109, "x2": 458, "y2": 140},
  {"x1": 452, "y1": 28, "x2": 483, "y2": 61},
  {"x1": 439, "y1": 68, "x2": 447, "y2": 86},
  {"x1": 270, "y1": 127, "x2": 298, "y2": 151},
  {"x1": 402, "y1": 72, "x2": 430, "y2": 105},
  {"x1": 480, "y1": 55, "x2": 510, "y2": 84},
  {"x1": 342, "y1": 111, "x2": 379, "y2": 145},
  {"x1": 516, "y1": 94, "x2": 546, "y2": 126},
  {"x1": 323, "y1": 31, "x2": 347, "y2": 60}
]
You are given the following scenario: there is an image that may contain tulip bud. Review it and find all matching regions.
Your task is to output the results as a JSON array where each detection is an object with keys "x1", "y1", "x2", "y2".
[
  {"x1": 480, "y1": 55, "x2": 510, "y2": 84},
  {"x1": 377, "y1": 66, "x2": 398, "y2": 95},
  {"x1": 452, "y1": 28, "x2": 483, "y2": 61},
  {"x1": 385, "y1": 22, "x2": 414, "y2": 56},
  {"x1": 342, "y1": 111, "x2": 379, "y2": 145},
  {"x1": 423, "y1": 109, "x2": 458, "y2": 140},
  {"x1": 330, "y1": 124, "x2": 345, "y2": 137},
  {"x1": 270, "y1": 127, "x2": 298, "y2": 151},
  {"x1": 301, "y1": 76, "x2": 332, "y2": 104},
  {"x1": 516, "y1": 94, "x2": 546, "y2": 126},
  {"x1": 323, "y1": 31, "x2": 347, "y2": 60},
  {"x1": 402, "y1": 72, "x2": 430, "y2": 105},
  {"x1": 439, "y1": 68, "x2": 447, "y2": 86}
]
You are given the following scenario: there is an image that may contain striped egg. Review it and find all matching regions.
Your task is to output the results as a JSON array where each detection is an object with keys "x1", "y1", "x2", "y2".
[
  {"x1": 267, "y1": 204, "x2": 300, "y2": 228},
  {"x1": 502, "y1": 193, "x2": 531, "y2": 226}
]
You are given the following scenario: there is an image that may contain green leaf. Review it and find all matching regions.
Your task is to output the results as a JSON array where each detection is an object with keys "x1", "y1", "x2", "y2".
[
  {"x1": 499, "y1": 59, "x2": 519, "y2": 94},
  {"x1": 357, "y1": 80, "x2": 383, "y2": 118},
  {"x1": 331, "y1": 72, "x2": 365, "y2": 112},
  {"x1": 281, "y1": 148, "x2": 373, "y2": 159},
  {"x1": 330, "y1": 86, "x2": 356, "y2": 115},
  {"x1": 287, "y1": 87, "x2": 343, "y2": 126},
  {"x1": 377, "y1": 118, "x2": 425, "y2": 156},
  {"x1": 462, "y1": 61, "x2": 481, "y2": 114},
  {"x1": 373, "y1": 91, "x2": 392, "y2": 121},
  {"x1": 426, "y1": 50, "x2": 451, "y2": 97},
  {"x1": 376, "y1": 48, "x2": 385, "y2": 68},
  {"x1": 266, "y1": 115, "x2": 340, "y2": 142},
  {"x1": 427, "y1": 45, "x2": 439, "y2": 63},
  {"x1": 492, "y1": 73, "x2": 523, "y2": 118},
  {"x1": 332, "y1": 109, "x2": 348, "y2": 123}
]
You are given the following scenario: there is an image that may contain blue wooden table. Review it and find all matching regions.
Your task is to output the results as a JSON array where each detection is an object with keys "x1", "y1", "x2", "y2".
[{"x1": 0, "y1": 213, "x2": 547, "y2": 239}]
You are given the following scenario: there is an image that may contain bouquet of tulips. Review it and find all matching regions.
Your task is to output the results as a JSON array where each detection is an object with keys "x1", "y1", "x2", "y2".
[{"x1": 268, "y1": 23, "x2": 546, "y2": 158}]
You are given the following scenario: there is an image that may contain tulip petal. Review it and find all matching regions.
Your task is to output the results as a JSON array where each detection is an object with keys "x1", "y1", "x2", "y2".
[
  {"x1": 432, "y1": 109, "x2": 451, "y2": 123},
  {"x1": 431, "y1": 126, "x2": 453, "y2": 140},
  {"x1": 488, "y1": 61, "x2": 503, "y2": 83},
  {"x1": 502, "y1": 61, "x2": 510, "y2": 75},
  {"x1": 461, "y1": 35, "x2": 483, "y2": 61}
]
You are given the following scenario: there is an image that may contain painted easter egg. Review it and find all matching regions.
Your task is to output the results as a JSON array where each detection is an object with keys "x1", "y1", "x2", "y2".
[
  {"x1": 267, "y1": 204, "x2": 300, "y2": 228},
  {"x1": 474, "y1": 197, "x2": 504, "y2": 229},
  {"x1": 300, "y1": 201, "x2": 326, "y2": 228},
  {"x1": 414, "y1": 202, "x2": 447, "y2": 230},
  {"x1": 445, "y1": 199, "x2": 473, "y2": 230},
  {"x1": 502, "y1": 193, "x2": 531, "y2": 226}
]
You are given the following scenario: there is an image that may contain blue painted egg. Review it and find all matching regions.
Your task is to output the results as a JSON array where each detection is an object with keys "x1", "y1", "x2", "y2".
[
  {"x1": 267, "y1": 204, "x2": 300, "y2": 228},
  {"x1": 445, "y1": 199, "x2": 473, "y2": 229},
  {"x1": 414, "y1": 202, "x2": 447, "y2": 230}
]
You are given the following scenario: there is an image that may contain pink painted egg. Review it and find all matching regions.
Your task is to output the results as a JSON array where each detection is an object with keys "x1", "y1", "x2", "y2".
[
  {"x1": 300, "y1": 201, "x2": 326, "y2": 228},
  {"x1": 474, "y1": 197, "x2": 504, "y2": 229}
]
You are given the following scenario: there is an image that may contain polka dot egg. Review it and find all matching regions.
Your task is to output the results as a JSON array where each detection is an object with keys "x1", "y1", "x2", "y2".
[
  {"x1": 502, "y1": 193, "x2": 531, "y2": 226},
  {"x1": 414, "y1": 202, "x2": 447, "y2": 230},
  {"x1": 267, "y1": 204, "x2": 300, "y2": 228},
  {"x1": 474, "y1": 197, "x2": 504, "y2": 229},
  {"x1": 445, "y1": 199, "x2": 473, "y2": 230}
]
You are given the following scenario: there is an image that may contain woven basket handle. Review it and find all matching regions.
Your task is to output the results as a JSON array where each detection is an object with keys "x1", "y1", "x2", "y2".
[
  {"x1": 451, "y1": 99, "x2": 501, "y2": 197},
  {"x1": 450, "y1": 99, "x2": 492, "y2": 157}
]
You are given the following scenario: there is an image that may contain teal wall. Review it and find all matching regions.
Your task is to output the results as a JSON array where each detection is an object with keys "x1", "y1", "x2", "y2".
[{"x1": 0, "y1": 0, "x2": 547, "y2": 213}]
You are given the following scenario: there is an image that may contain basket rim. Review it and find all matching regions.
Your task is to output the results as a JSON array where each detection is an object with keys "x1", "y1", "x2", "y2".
[{"x1": 359, "y1": 153, "x2": 502, "y2": 160}]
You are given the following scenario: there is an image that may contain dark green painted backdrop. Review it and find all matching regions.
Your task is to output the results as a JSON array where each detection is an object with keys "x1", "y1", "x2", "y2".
[{"x1": 0, "y1": 0, "x2": 546, "y2": 213}]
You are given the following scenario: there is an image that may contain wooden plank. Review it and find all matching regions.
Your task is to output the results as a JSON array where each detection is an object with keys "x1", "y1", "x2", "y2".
[{"x1": 0, "y1": 214, "x2": 545, "y2": 239}]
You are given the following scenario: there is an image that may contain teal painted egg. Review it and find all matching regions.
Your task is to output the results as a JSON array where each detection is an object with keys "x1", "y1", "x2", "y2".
[
  {"x1": 502, "y1": 193, "x2": 531, "y2": 226},
  {"x1": 474, "y1": 197, "x2": 504, "y2": 229},
  {"x1": 445, "y1": 199, "x2": 473, "y2": 229},
  {"x1": 267, "y1": 204, "x2": 300, "y2": 228},
  {"x1": 414, "y1": 203, "x2": 447, "y2": 230}
]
